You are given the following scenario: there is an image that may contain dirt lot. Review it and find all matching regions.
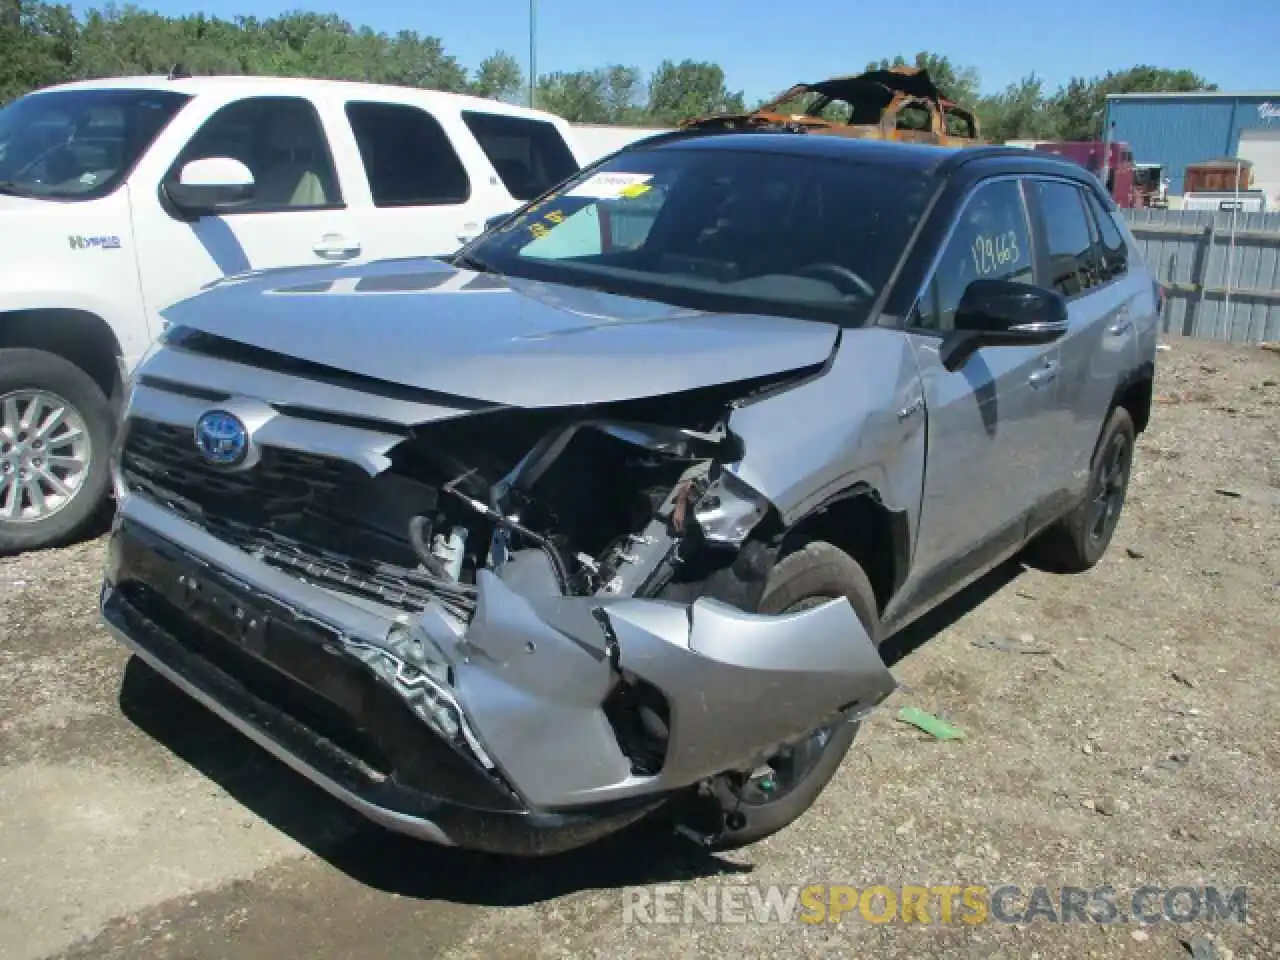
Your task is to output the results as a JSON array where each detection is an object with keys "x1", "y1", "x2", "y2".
[{"x1": 1, "y1": 337, "x2": 1277, "y2": 960}]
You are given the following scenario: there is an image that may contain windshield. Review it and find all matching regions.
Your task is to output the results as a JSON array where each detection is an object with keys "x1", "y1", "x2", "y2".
[
  {"x1": 464, "y1": 143, "x2": 935, "y2": 325},
  {"x1": 0, "y1": 89, "x2": 190, "y2": 200}
]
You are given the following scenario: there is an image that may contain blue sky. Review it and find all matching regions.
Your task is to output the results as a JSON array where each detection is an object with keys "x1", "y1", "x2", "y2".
[{"x1": 71, "y1": 0, "x2": 1279, "y2": 103}]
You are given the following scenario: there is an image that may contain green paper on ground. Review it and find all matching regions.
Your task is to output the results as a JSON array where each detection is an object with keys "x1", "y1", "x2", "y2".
[{"x1": 897, "y1": 706, "x2": 966, "y2": 740}]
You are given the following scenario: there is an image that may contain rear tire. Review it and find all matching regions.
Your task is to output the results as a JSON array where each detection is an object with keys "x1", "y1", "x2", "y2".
[
  {"x1": 705, "y1": 540, "x2": 881, "y2": 851},
  {"x1": 0, "y1": 348, "x2": 115, "y2": 555},
  {"x1": 1025, "y1": 406, "x2": 1136, "y2": 573}
]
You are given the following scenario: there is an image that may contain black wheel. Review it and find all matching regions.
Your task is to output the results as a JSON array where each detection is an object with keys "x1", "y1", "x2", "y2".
[
  {"x1": 1025, "y1": 406, "x2": 1136, "y2": 573},
  {"x1": 705, "y1": 540, "x2": 881, "y2": 851},
  {"x1": 0, "y1": 348, "x2": 115, "y2": 555}
]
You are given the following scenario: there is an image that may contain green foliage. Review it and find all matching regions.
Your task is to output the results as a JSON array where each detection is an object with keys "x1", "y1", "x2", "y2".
[
  {"x1": 980, "y1": 74, "x2": 1062, "y2": 143},
  {"x1": 1, "y1": 11, "x2": 1219, "y2": 140},
  {"x1": 867, "y1": 53, "x2": 1216, "y2": 142},
  {"x1": 471, "y1": 51, "x2": 523, "y2": 103},
  {"x1": 535, "y1": 64, "x2": 650, "y2": 124},
  {"x1": 645, "y1": 59, "x2": 744, "y2": 125},
  {"x1": 1046, "y1": 65, "x2": 1217, "y2": 140},
  {"x1": 0, "y1": 1, "x2": 740, "y2": 123}
]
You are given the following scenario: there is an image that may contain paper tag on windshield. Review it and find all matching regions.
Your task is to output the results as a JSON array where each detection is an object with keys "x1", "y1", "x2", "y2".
[{"x1": 566, "y1": 172, "x2": 654, "y2": 199}]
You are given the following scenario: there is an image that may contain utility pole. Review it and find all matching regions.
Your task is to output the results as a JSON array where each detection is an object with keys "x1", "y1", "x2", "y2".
[{"x1": 528, "y1": 0, "x2": 537, "y2": 109}]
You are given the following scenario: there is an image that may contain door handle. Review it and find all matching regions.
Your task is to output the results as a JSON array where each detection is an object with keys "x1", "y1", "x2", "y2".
[
  {"x1": 1028, "y1": 360, "x2": 1059, "y2": 388},
  {"x1": 313, "y1": 235, "x2": 361, "y2": 259},
  {"x1": 1106, "y1": 304, "x2": 1133, "y2": 336}
]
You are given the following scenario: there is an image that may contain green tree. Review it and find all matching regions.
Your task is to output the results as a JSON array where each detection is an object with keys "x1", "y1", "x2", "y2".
[
  {"x1": 469, "y1": 51, "x2": 523, "y2": 102},
  {"x1": 535, "y1": 69, "x2": 611, "y2": 123},
  {"x1": 535, "y1": 65, "x2": 651, "y2": 123},
  {"x1": 978, "y1": 74, "x2": 1060, "y2": 142},
  {"x1": 600, "y1": 64, "x2": 645, "y2": 123},
  {"x1": 1047, "y1": 66, "x2": 1216, "y2": 140},
  {"x1": 645, "y1": 59, "x2": 744, "y2": 125},
  {"x1": 1, "y1": 1, "x2": 78, "y2": 103}
]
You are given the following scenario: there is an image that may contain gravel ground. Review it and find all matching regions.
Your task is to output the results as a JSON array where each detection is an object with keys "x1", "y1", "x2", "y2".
[{"x1": 1, "y1": 336, "x2": 1277, "y2": 960}]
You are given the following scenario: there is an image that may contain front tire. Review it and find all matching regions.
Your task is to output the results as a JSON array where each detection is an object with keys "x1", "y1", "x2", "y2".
[
  {"x1": 705, "y1": 540, "x2": 882, "y2": 851},
  {"x1": 1026, "y1": 406, "x2": 1136, "y2": 573},
  {"x1": 0, "y1": 348, "x2": 115, "y2": 555}
]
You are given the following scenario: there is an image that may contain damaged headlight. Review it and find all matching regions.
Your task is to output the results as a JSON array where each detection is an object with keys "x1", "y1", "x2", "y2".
[{"x1": 694, "y1": 470, "x2": 769, "y2": 545}]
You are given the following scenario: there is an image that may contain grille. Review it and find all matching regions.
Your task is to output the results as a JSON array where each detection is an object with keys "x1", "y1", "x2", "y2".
[
  {"x1": 119, "y1": 418, "x2": 477, "y2": 618},
  {"x1": 120, "y1": 419, "x2": 363, "y2": 528},
  {"x1": 208, "y1": 517, "x2": 476, "y2": 619}
]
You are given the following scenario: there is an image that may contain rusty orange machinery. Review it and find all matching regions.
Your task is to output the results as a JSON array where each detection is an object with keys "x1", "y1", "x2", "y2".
[{"x1": 680, "y1": 65, "x2": 984, "y2": 147}]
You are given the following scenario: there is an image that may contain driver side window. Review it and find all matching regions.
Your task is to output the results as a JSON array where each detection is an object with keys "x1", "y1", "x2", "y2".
[{"x1": 915, "y1": 179, "x2": 1034, "y2": 332}]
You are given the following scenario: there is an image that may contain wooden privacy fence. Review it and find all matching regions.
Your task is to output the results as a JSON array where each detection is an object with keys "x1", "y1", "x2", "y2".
[{"x1": 1121, "y1": 209, "x2": 1280, "y2": 344}]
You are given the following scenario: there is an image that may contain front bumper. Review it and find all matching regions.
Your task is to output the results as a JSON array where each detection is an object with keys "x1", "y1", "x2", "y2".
[
  {"x1": 101, "y1": 518, "x2": 663, "y2": 855},
  {"x1": 102, "y1": 493, "x2": 896, "y2": 854}
]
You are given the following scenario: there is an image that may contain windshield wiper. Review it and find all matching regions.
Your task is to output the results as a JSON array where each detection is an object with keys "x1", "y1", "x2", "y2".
[
  {"x1": 453, "y1": 252, "x2": 498, "y2": 274},
  {"x1": 0, "y1": 181, "x2": 35, "y2": 197}
]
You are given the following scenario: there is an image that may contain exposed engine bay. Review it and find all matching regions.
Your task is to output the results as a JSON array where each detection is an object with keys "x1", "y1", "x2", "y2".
[{"x1": 346, "y1": 382, "x2": 776, "y2": 615}]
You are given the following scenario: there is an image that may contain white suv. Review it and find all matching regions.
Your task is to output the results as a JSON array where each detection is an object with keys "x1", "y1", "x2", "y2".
[{"x1": 0, "y1": 74, "x2": 584, "y2": 552}]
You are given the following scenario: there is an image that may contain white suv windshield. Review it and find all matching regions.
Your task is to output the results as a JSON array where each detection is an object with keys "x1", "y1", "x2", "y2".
[
  {"x1": 464, "y1": 142, "x2": 935, "y2": 325},
  {"x1": 0, "y1": 88, "x2": 190, "y2": 200}
]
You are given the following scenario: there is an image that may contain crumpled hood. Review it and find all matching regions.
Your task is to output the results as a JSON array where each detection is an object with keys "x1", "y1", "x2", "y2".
[{"x1": 160, "y1": 257, "x2": 839, "y2": 408}]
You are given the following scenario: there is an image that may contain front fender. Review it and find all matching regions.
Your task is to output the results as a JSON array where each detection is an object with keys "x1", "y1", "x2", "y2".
[{"x1": 726, "y1": 327, "x2": 926, "y2": 532}]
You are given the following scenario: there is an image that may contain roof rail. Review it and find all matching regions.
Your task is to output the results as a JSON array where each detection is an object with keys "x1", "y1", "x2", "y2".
[
  {"x1": 935, "y1": 144, "x2": 1067, "y2": 174},
  {"x1": 615, "y1": 124, "x2": 807, "y2": 153}
]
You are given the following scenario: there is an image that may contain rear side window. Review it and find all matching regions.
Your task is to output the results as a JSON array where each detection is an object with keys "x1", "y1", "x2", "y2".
[
  {"x1": 1030, "y1": 180, "x2": 1095, "y2": 298},
  {"x1": 345, "y1": 102, "x2": 470, "y2": 206},
  {"x1": 1083, "y1": 189, "x2": 1129, "y2": 281},
  {"x1": 460, "y1": 111, "x2": 578, "y2": 201}
]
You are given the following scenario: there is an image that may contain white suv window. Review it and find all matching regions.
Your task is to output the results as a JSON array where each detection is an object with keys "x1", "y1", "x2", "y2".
[
  {"x1": 460, "y1": 111, "x2": 578, "y2": 201},
  {"x1": 345, "y1": 101, "x2": 470, "y2": 207},
  {"x1": 169, "y1": 96, "x2": 341, "y2": 211}
]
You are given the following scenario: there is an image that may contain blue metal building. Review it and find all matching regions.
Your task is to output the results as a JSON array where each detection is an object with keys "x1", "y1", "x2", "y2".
[{"x1": 1105, "y1": 91, "x2": 1280, "y2": 199}]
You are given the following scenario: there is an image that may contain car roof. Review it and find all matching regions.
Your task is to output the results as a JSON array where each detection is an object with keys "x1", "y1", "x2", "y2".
[
  {"x1": 25, "y1": 74, "x2": 566, "y2": 125},
  {"x1": 634, "y1": 131, "x2": 1098, "y2": 184}
]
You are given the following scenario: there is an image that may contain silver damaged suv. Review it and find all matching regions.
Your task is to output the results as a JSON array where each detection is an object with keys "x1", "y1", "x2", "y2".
[{"x1": 101, "y1": 133, "x2": 1159, "y2": 855}]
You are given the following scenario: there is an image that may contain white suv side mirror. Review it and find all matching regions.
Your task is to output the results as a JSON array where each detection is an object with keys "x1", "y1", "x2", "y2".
[{"x1": 164, "y1": 157, "x2": 256, "y2": 217}]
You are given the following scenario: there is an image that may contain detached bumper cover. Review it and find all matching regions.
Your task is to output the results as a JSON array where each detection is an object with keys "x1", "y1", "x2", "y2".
[
  {"x1": 101, "y1": 494, "x2": 897, "y2": 853},
  {"x1": 101, "y1": 520, "x2": 661, "y2": 856}
]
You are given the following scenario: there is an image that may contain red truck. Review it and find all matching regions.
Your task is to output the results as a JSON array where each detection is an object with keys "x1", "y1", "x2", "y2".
[{"x1": 1032, "y1": 140, "x2": 1162, "y2": 208}]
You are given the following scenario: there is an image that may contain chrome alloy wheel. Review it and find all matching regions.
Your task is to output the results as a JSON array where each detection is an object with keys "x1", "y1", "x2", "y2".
[{"x1": 0, "y1": 390, "x2": 93, "y2": 524}]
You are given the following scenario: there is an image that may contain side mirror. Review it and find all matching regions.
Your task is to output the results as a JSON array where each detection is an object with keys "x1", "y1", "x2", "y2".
[
  {"x1": 484, "y1": 211, "x2": 515, "y2": 232},
  {"x1": 163, "y1": 157, "x2": 255, "y2": 218},
  {"x1": 940, "y1": 278, "x2": 1068, "y2": 371}
]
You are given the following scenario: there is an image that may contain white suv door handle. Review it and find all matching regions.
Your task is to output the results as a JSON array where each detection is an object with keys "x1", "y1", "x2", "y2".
[{"x1": 313, "y1": 235, "x2": 361, "y2": 259}]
